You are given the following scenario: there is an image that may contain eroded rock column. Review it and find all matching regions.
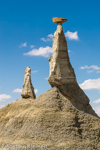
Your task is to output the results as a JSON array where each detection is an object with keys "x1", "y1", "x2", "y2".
[
  {"x1": 21, "y1": 67, "x2": 36, "y2": 99},
  {"x1": 48, "y1": 18, "x2": 76, "y2": 86},
  {"x1": 48, "y1": 18, "x2": 89, "y2": 105}
]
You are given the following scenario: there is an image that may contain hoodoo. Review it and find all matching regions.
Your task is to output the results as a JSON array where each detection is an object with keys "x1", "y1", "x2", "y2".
[
  {"x1": 21, "y1": 67, "x2": 36, "y2": 99},
  {"x1": 48, "y1": 17, "x2": 89, "y2": 105}
]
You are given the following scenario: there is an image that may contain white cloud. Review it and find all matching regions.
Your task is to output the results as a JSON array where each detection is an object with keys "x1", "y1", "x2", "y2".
[
  {"x1": 12, "y1": 88, "x2": 38, "y2": 94},
  {"x1": 0, "y1": 94, "x2": 12, "y2": 102},
  {"x1": 79, "y1": 78, "x2": 100, "y2": 90},
  {"x1": 87, "y1": 70, "x2": 94, "y2": 73},
  {"x1": 20, "y1": 42, "x2": 27, "y2": 47},
  {"x1": 80, "y1": 65, "x2": 100, "y2": 73},
  {"x1": 80, "y1": 65, "x2": 90, "y2": 69},
  {"x1": 41, "y1": 31, "x2": 79, "y2": 41},
  {"x1": 93, "y1": 106, "x2": 100, "y2": 116},
  {"x1": 41, "y1": 38, "x2": 51, "y2": 42},
  {"x1": 40, "y1": 38, "x2": 48, "y2": 42},
  {"x1": 0, "y1": 105, "x2": 5, "y2": 108},
  {"x1": 41, "y1": 33, "x2": 53, "y2": 42},
  {"x1": 47, "y1": 34, "x2": 53, "y2": 38},
  {"x1": 30, "y1": 45, "x2": 35, "y2": 48},
  {"x1": 12, "y1": 88, "x2": 22, "y2": 93},
  {"x1": 34, "y1": 89, "x2": 38, "y2": 94},
  {"x1": 23, "y1": 46, "x2": 52, "y2": 57},
  {"x1": 93, "y1": 99, "x2": 100, "y2": 104},
  {"x1": 80, "y1": 65, "x2": 100, "y2": 70},
  {"x1": 32, "y1": 70, "x2": 38, "y2": 73},
  {"x1": 65, "y1": 31, "x2": 79, "y2": 40}
]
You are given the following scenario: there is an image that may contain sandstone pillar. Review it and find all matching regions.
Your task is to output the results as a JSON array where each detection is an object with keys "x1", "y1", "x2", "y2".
[
  {"x1": 21, "y1": 67, "x2": 36, "y2": 99},
  {"x1": 48, "y1": 18, "x2": 89, "y2": 105}
]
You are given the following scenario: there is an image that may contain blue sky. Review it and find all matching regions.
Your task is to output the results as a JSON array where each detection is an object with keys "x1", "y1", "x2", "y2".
[{"x1": 0, "y1": 0, "x2": 100, "y2": 116}]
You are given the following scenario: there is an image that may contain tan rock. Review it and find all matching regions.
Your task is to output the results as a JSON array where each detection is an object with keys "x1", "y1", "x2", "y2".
[
  {"x1": 21, "y1": 67, "x2": 36, "y2": 99},
  {"x1": 48, "y1": 18, "x2": 90, "y2": 106},
  {"x1": 52, "y1": 17, "x2": 67, "y2": 23}
]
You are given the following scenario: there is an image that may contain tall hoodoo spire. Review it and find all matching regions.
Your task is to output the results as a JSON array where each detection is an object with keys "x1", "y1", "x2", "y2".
[
  {"x1": 48, "y1": 17, "x2": 89, "y2": 105},
  {"x1": 21, "y1": 67, "x2": 36, "y2": 99},
  {"x1": 48, "y1": 17, "x2": 76, "y2": 85}
]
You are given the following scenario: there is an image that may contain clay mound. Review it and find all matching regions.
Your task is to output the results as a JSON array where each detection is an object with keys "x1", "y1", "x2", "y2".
[{"x1": 0, "y1": 87, "x2": 100, "y2": 150}]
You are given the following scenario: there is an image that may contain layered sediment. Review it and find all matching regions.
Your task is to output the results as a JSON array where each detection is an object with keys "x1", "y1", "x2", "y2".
[{"x1": 0, "y1": 87, "x2": 100, "y2": 150}]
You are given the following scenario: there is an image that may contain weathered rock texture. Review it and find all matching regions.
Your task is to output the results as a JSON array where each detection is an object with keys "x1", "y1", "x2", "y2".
[
  {"x1": 52, "y1": 17, "x2": 67, "y2": 23},
  {"x1": 48, "y1": 18, "x2": 89, "y2": 106},
  {"x1": 21, "y1": 67, "x2": 36, "y2": 99},
  {"x1": 0, "y1": 87, "x2": 100, "y2": 150}
]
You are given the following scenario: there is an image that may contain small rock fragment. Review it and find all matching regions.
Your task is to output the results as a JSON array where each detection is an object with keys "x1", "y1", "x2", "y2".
[{"x1": 52, "y1": 17, "x2": 67, "y2": 23}]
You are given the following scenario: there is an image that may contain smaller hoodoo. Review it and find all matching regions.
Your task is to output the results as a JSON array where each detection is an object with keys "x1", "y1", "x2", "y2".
[{"x1": 21, "y1": 67, "x2": 36, "y2": 99}]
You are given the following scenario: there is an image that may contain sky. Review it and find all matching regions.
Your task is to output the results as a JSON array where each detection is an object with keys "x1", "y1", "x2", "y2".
[{"x1": 0, "y1": 0, "x2": 100, "y2": 116}]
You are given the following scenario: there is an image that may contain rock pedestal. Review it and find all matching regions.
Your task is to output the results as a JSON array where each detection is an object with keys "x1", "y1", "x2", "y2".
[
  {"x1": 48, "y1": 18, "x2": 89, "y2": 105},
  {"x1": 21, "y1": 67, "x2": 36, "y2": 99}
]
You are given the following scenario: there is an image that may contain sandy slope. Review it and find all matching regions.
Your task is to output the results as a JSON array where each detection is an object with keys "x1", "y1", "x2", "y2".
[{"x1": 0, "y1": 87, "x2": 100, "y2": 150}]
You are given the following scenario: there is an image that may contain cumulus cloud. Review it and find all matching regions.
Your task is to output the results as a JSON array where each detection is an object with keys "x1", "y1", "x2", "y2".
[
  {"x1": 93, "y1": 99, "x2": 100, "y2": 104},
  {"x1": 41, "y1": 31, "x2": 79, "y2": 41},
  {"x1": 41, "y1": 34, "x2": 53, "y2": 42},
  {"x1": 80, "y1": 65, "x2": 100, "y2": 70},
  {"x1": 65, "y1": 31, "x2": 79, "y2": 40},
  {"x1": 12, "y1": 88, "x2": 22, "y2": 93},
  {"x1": 0, "y1": 94, "x2": 12, "y2": 102},
  {"x1": 79, "y1": 78, "x2": 100, "y2": 90},
  {"x1": 12, "y1": 88, "x2": 38, "y2": 94},
  {"x1": 19, "y1": 42, "x2": 27, "y2": 47},
  {"x1": 23, "y1": 46, "x2": 52, "y2": 57},
  {"x1": 87, "y1": 70, "x2": 94, "y2": 73},
  {"x1": 80, "y1": 66, "x2": 90, "y2": 70},
  {"x1": 30, "y1": 45, "x2": 35, "y2": 48},
  {"x1": 93, "y1": 106, "x2": 100, "y2": 116},
  {"x1": 32, "y1": 70, "x2": 38, "y2": 73},
  {"x1": 47, "y1": 34, "x2": 53, "y2": 38},
  {"x1": 80, "y1": 65, "x2": 100, "y2": 73}
]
